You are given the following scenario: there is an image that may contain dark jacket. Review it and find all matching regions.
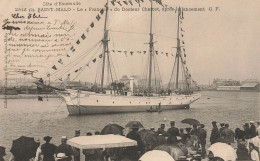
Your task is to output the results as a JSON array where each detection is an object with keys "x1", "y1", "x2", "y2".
[
  {"x1": 210, "y1": 126, "x2": 220, "y2": 144},
  {"x1": 199, "y1": 128, "x2": 207, "y2": 145},
  {"x1": 236, "y1": 144, "x2": 250, "y2": 160},
  {"x1": 57, "y1": 143, "x2": 74, "y2": 161},
  {"x1": 249, "y1": 125, "x2": 257, "y2": 139},
  {"x1": 41, "y1": 143, "x2": 57, "y2": 161},
  {"x1": 167, "y1": 127, "x2": 180, "y2": 144},
  {"x1": 157, "y1": 135, "x2": 167, "y2": 145},
  {"x1": 235, "y1": 129, "x2": 245, "y2": 140},
  {"x1": 222, "y1": 128, "x2": 235, "y2": 144},
  {"x1": 126, "y1": 130, "x2": 143, "y2": 160}
]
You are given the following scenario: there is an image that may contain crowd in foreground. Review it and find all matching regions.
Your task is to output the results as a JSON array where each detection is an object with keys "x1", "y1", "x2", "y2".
[{"x1": 0, "y1": 120, "x2": 259, "y2": 161}]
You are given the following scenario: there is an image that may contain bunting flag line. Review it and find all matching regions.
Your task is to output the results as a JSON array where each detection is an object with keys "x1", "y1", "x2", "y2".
[
  {"x1": 68, "y1": 73, "x2": 70, "y2": 77},
  {"x1": 100, "y1": 9, "x2": 104, "y2": 15},
  {"x1": 117, "y1": 1, "x2": 122, "y2": 6},
  {"x1": 123, "y1": 1, "x2": 128, "y2": 5},
  {"x1": 76, "y1": 40, "x2": 80, "y2": 44},
  {"x1": 118, "y1": 51, "x2": 122, "y2": 53},
  {"x1": 135, "y1": 0, "x2": 140, "y2": 7},
  {"x1": 59, "y1": 78, "x2": 62, "y2": 81},
  {"x1": 58, "y1": 59, "x2": 63, "y2": 64},
  {"x1": 96, "y1": 14, "x2": 101, "y2": 21},
  {"x1": 86, "y1": 63, "x2": 89, "y2": 67},
  {"x1": 52, "y1": 65, "x2": 57, "y2": 70},
  {"x1": 75, "y1": 69, "x2": 78, "y2": 73},
  {"x1": 130, "y1": 51, "x2": 133, "y2": 55},
  {"x1": 112, "y1": 50, "x2": 115, "y2": 52},
  {"x1": 166, "y1": 53, "x2": 168, "y2": 56},
  {"x1": 129, "y1": 0, "x2": 133, "y2": 5},
  {"x1": 184, "y1": 53, "x2": 186, "y2": 57},
  {"x1": 67, "y1": 54, "x2": 70, "y2": 57},
  {"x1": 47, "y1": 74, "x2": 50, "y2": 77},
  {"x1": 155, "y1": 51, "x2": 158, "y2": 55},
  {"x1": 92, "y1": 58, "x2": 96, "y2": 63},
  {"x1": 90, "y1": 22, "x2": 94, "y2": 28},
  {"x1": 143, "y1": 51, "x2": 146, "y2": 54},
  {"x1": 86, "y1": 27, "x2": 89, "y2": 33},
  {"x1": 181, "y1": 34, "x2": 183, "y2": 37},
  {"x1": 183, "y1": 48, "x2": 185, "y2": 52},
  {"x1": 81, "y1": 34, "x2": 86, "y2": 40},
  {"x1": 181, "y1": 27, "x2": 185, "y2": 32},
  {"x1": 182, "y1": 40, "x2": 185, "y2": 44},
  {"x1": 153, "y1": 0, "x2": 164, "y2": 6},
  {"x1": 99, "y1": 54, "x2": 103, "y2": 58},
  {"x1": 111, "y1": 1, "x2": 115, "y2": 6}
]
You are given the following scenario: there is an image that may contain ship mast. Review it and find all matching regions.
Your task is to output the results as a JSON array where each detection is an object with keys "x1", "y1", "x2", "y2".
[
  {"x1": 101, "y1": 0, "x2": 109, "y2": 90},
  {"x1": 175, "y1": 7, "x2": 181, "y2": 90},
  {"x1": 148, "y1": 0, "x2": 154, "y2": 96}
]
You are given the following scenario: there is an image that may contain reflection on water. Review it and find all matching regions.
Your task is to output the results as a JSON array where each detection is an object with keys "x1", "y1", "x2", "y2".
[{"x1": 0, "y1": 91, "x2": 259, "y2": 157}]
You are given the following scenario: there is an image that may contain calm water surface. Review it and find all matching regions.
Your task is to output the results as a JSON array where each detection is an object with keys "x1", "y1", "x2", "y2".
[{"x1": 0, "y1": 91, "x2": 259, "y2": 158}]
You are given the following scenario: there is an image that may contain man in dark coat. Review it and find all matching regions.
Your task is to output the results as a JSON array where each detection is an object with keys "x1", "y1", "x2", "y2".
[
  {"x1": 158, "y1": 124, "x2": 168, "y2": 137},
  {"x1": 210, "y1": 121, "x2": 220, "y2": 145},
  {"x1": 41, "y1": 136, "x2": 57, "y2": 161},
  {"x1": 243, "y1": 123, "x2": 250, "y2": 140},
  {"x1": 190, "y1": 125, "x2": 200, "y2": 137},
  {"x1": 219, "y1": 123, "x2": 225, "y2": 134},
  {"x1": 126, "y1": 124, "x2": 143, "y2": 160},
  {"x1": 56, "y1": 136, "x2": 74, "y2": 161},
  {"x1": 167, "y1": 121, "x2": 180, "y2": 144},
  {"x1": 199, "y1": 124, "x2": 207, "y2": 158},
  {"x1": 221, "y1": 124, "x2": 235, "y2": 145},
  {"x1": 249, "y1": 121, "x2": 257, "y2": 139}
]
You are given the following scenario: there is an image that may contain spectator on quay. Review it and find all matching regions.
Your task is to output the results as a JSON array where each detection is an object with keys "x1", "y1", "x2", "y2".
[
  {"x1": 158, "y1": 124, "x2": 167, "y2": 137},
  {"x1": 126, "y1": 124, "x2": 143, "y2": 160},
  {"x1": 167, "y1": 121, "x2": 180, "y2": 145},
  {"x1": 0, "y1": 146, "x2": 6, "y2": 161},
  {"x1": 210, "y1": 121, "x2": 220, "y2": 145},
  {"x1": 73, "y1": 130, "x2": 80, "y2": 161},
  {"x1": 56, "y1": 136, "x2": 74, "y2": 161},
  {"x1": 219, "y1": 123, "x2": 225, "y2": 134},
  {"x1": 257, "y1": 122, "x2": 260, "y2": 136},
  {"x1": 244, "y1": 123, "x2": 250, "y2": 140},
  {"x1": 222, "y1": 124, "x2": 235, "y2": 145},
  {"x1": 249, "y1": 143, "x2": 260, "y2": 161},
  {"x1": 41, "y1": 136, "x2": 57, "y2": 161},
  {"x1": 250, "y1": 121, "x2": 257, "y2": 139},
  {"x1": 198, "y1": 124, "x2": 207, "y2": 159},
  {"x1": 235, "y1": 128, "x2": 245, "y2": 142},
  {"x1": 190, "y1": 125, "x2": 200, "y2": 137},
  {"x1": 157, "y1": 128, "x2": 167, "y2": 145},
  {"x1": 83, "y1": 132, "x2": 95, "y2": 161},
  {"x1": 236, "y1": 141, "x2": 250, "y2": 160}
]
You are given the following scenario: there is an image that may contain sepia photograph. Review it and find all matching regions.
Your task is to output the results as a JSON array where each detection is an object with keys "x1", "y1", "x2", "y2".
[{"x1": 0, "y1": 0, "x2": 259, "y2": 160}]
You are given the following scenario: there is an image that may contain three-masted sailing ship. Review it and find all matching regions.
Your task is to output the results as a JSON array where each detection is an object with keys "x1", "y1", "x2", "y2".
[{"x1": 43, "y1": 0, "x2": 201, "y2": 115}]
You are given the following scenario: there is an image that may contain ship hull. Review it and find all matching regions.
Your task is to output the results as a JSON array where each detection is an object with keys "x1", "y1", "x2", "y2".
[{"x1": 59, "y1": 90, "x2": 201, "y2": 115}]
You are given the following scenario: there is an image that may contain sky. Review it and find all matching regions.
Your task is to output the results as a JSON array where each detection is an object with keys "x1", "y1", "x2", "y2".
[{"x1": 0, "y1": 0, "x2": 260, "y2": 85}]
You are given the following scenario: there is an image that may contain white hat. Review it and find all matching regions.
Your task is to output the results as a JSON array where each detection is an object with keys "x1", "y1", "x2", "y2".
[
  {"x1": 250, "y1": 121, "x2": 254, "y2": 124},
  {"x1": 61, "y1": 136, "x2": 67, "y2": 141}
]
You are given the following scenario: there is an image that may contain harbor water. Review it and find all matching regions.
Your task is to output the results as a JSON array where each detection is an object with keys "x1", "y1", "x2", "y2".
[{"x1": 0, "y1": 91, "x2": 259, "y2": 158}]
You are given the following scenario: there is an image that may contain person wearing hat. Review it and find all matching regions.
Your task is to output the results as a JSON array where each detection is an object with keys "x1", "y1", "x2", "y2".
[
  {"x1": 56, "y1": 136, "x2": 74, "y2": 161},
  {"x1": 198, "y1": 124, "x2": 207, "y2": 158},
  {"x1": 73, "y1": 130, "x2": 80, "y2": 161},
  {"x1": 166, "y1": 121, "x2": 180, "y2": 145},
  {"x1": 126, "y1": 124, "x2": 143, "y2": 160},
  {"x1": 219, "y1": 123, "x2": 225, "y2": 134},
  {"x1": 249, "y1": 121, "x2": 257, "y2": 139},
  {"x1": 41, "y1": 136, "x2": 57, "y2": 161},
  {"x1": 210, "y1": 121, "x2": 220, "y2": 145},
  {"x1": 0, "y1": 146, "x2": 6, "y2": 161},
  {"x1": 221, "y1": 124, "x2": 235, "y2": 145}
]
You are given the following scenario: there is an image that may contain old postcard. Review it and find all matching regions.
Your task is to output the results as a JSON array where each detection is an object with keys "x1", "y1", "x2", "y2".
[{"x1": 0, "y1": 0, "x2": 259, "y2": 160}]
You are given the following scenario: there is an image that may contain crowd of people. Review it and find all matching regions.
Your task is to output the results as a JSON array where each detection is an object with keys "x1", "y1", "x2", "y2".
[{"x1": 0, "y1": 120, "x2": 259, "y2": 161}]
